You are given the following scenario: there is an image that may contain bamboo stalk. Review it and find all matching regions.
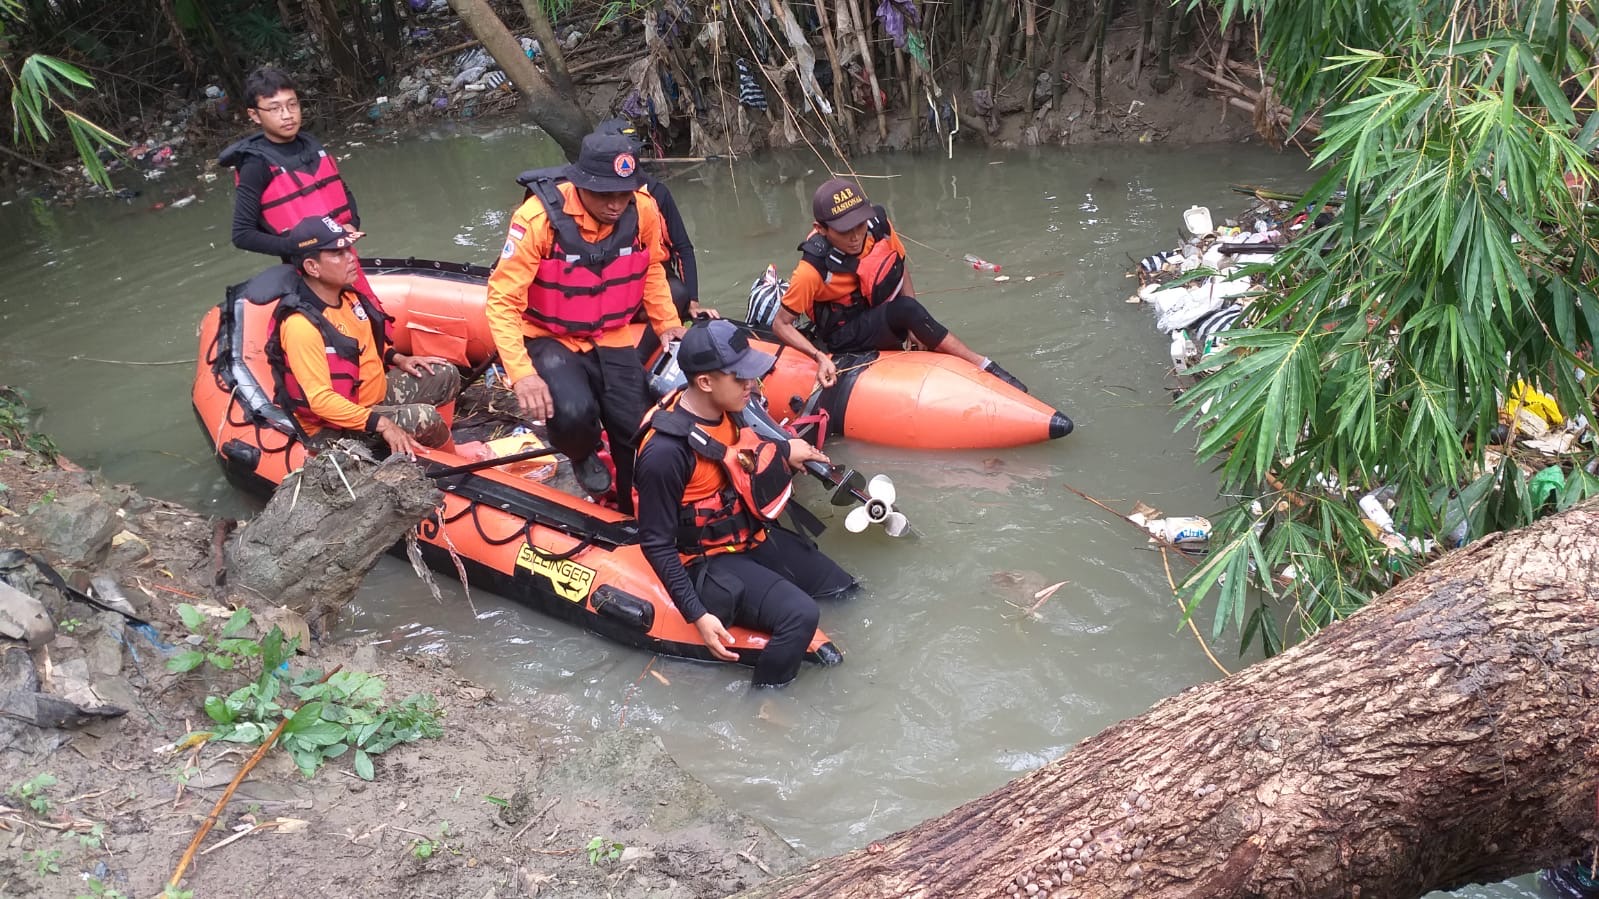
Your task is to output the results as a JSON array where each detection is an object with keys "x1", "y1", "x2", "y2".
[
  {"x1": 811, "y1": 0, "x2": 855, "y2": 132},
  {"x1": 846, "y1": 0, "x2": 889, "y2": 140},
  {"x1": 1023, "y1": 0, "x2": 1038, "y2": 115}
]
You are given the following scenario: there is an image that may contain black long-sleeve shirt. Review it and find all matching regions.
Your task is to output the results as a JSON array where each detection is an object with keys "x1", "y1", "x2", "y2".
[
  {"x1": 634, "y1": 416, "x2": 717, "y2": 623},
  {"x1": 640, "y1": 173, "x2": 698, "y2": 301},
  {"x1": 229, "y1": 134, "x2": 360, "y2": 259}
]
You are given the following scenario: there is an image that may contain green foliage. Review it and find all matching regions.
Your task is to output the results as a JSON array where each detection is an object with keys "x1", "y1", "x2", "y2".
[
  {"x1": 166, "y1": 605, "x2": 262, "y2": 675},
  {"x1": 1, "y1": 0, "x2": 125, "y2": 187},
  {"x1": 409, "y1": 820, "x2": 452, "y2": 859},
  {"x1": 58, "y1": 617, "x2": 84, "y2": 634},
  {"x1": 0, "y1": 386, "x2": 58, "y2": 461},
  {"x1": 28, "y1": 847, "x2": 61, "y2": 876},
  {"x1": 1180, "y1": 0, "x2": 1599, "y2": 652},
  {"x1": 176, "y1": 616, "x2": 443, "y2": 779},
  {"x1": 76, "y1": 876, "x2": 129, "y2": 899},
  {"x1": 8, "y1": 772, "x2": 56, "y2": 815},
  {"x1": 159, "y1": 887, "x2": 194, "y2": 899},
  {"x1": 586, "y1": 836, "x2": 624, "y2": 865}
]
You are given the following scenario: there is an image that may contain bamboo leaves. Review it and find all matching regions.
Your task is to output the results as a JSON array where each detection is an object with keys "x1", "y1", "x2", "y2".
[{"x1": 1179, "y1": 0, "x2": 1599, "y2": 654}]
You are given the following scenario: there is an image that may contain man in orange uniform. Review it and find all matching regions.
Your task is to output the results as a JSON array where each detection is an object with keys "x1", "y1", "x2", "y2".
[
  {"x1": 771, "y1": 178, "x2": 1027, "y2": 392},
  {"x1": 486, "y1": 132, "x2": 685, "y2": 511},
  {"x1": 271, "y1": 216, "x2": 460, "y2": 456}
]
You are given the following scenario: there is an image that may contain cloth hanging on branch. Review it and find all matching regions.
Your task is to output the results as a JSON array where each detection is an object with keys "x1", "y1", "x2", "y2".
[
  {"x1": 874, "y1": 0, "x2": 922, "y2": 48},
  {"x1": 737, "y1": 59, "x2": 769, "y2": 109}
]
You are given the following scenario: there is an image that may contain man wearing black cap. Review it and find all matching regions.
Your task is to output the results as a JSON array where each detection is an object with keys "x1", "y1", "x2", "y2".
[
  {"x1": 486, "y1": 132, "x2": 686, "y2": 512},
  {"x1": 772, "y1": 178, "x2": 1028, "y2": 393},
  {"x1": 634, "y1": 320, "x2": 855, "y2": 687},
  {"x1": 269, "y1": 216, "x2": 459, "y2": 455},
  {"x1": 592, "y1": 118, "x2": 709, "y2": 322}
]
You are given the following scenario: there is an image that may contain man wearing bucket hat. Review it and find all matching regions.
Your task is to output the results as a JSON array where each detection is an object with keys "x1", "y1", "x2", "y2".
[
  {"x1": 486, "y1": 131, "x2": 686, "y2": 512},
  {"x1": 634, "y1": 319, "x2": 855, "y2": 687},
  {"x1": 772, "y1": 178, "x2": 1028, "y2": 393},
  {"x1": 268, "y1": 215, "x2": 460, "y2": 456}
]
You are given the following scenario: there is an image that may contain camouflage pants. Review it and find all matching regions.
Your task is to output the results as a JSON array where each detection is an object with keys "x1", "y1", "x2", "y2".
[{"x1": 313, "y1": 364, "x2": 461, "y2": 450}]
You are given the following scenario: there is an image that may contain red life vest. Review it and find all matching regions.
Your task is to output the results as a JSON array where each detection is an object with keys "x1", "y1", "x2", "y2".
[
  {"x1": 260, "y1": 270, "x2": 390, "y2": 433},
  {"x1": 520, "y1": 175, "x2": 651, "y2": 338},
  {"x1": 636, "y1": 394, "x2": 796, "y2": 562},
  {"x1": 796, "y1": 204, "x2": 906, "y2": 339},
  {"x1": 221, "y1": 133, "x2": 354, "y2": 235}
]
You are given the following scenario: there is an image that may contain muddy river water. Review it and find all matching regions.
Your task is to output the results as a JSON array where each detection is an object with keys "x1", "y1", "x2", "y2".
[{"x1": 0, "y1": 124, "x2": 1542, "y2": 897}]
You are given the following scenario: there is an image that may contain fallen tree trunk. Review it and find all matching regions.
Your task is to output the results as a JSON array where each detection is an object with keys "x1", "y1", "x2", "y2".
[
  {"x1": 734, "y1": 502, "x2": 1599, "y2": 898},
  {"x1": 224, "y1": 449, "x2": 440, "y2": 634}
]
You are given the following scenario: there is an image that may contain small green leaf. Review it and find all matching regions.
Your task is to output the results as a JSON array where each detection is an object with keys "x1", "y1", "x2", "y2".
[
  {"x1": 220, "y1": 608, "x2": 252, "y2": 638},
  {"x1": 177, "y1": 604, "x2": 205, "y2": 632},
  {"x1": 354, "y1": 749, "x2": 375, "y2": 781},
  {"x1": 203, "y1": 695, "x2": 234, "y2": 724},
  {"x1": 166, "y1": 650, "x2": 205, "y2": 673},
  {"x1": 206, "y1": 652, "x2": 235, "y2": 671}
]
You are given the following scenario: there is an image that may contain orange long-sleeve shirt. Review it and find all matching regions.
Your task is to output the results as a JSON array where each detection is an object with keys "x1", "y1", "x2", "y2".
[
  {"x1": 279, "y1": 288, "x2": 387, "y2": 435},
  {"x1": 779, "y1": 228, "x2": 910, "y2": 319},
  {"x1": 485, "y1": 182, "x2": 680, "y2": 384}
]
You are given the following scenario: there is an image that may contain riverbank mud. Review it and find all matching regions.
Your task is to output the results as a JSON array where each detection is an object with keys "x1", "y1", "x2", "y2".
[{"x1": 0, "y1": 407, "x2": 798, "y2": 898}]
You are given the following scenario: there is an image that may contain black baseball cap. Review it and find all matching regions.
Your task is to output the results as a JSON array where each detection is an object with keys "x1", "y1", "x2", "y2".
[
  {"x1": 678, "y1": 320, "x2": 776, "y2": 379},
  {"x1": 812, "y1": 178, "x2": 873, "y2": 230},
  {"x1": 565, "y1": 132, "x2": 641, "y2": 193},
  {"x1": 286, "y1": 215, "x2": 359, "y2": 260}
]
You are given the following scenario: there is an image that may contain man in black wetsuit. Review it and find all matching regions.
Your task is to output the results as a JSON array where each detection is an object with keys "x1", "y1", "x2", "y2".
[{"x1": 634, "y1": 320, "x2": 854, "y2": 687}]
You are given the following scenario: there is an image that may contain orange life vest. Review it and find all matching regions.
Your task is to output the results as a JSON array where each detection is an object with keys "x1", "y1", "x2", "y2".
[
  {"x1": 636, "y1": 394, "x2": 796, "y2": 562},
  {"x1": 797, "y1": 204, "x2": 906, "y2": 339}
]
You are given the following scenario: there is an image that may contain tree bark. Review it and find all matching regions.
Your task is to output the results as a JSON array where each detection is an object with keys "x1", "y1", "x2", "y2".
[
  {"x1": 731, "y1": 502, "x2": 1599, "y2": 898},
  {"x1": 448, "y1": 0, "x2": 591, "y2": 160},
  {"x1": 311, "y1": 0, "x2": 363, "y2": 87},
  {"x1": 517, "y1": 0, "x2": 577, "y2": 99},
  {"x1": 223, "y1": 450, "x2": 440, "y2": 636}
]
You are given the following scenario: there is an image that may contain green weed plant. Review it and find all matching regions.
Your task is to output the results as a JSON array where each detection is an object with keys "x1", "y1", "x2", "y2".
[{"x1": 169, "y1": 604, "x2": 442, "y2": 778}]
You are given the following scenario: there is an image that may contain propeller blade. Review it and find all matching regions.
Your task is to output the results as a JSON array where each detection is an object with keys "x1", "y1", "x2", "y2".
[
  {"x1": 845, "y1": 505, "x2": 873, "y2": 533},
  {"x1": 866, "y1": 474, "x2": 897, "y2": 506},
  {"x1": 883, "y1": 511, "x2": 911, "y2": 538}
]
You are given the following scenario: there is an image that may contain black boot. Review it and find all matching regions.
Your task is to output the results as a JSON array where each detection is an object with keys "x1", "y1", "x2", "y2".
[
  {"x1": 983, "y1": 360, "x2": 1029, "y2": 393},
  {"x1": 574, "y1": 453, "x2": 613, "y2": 497}
]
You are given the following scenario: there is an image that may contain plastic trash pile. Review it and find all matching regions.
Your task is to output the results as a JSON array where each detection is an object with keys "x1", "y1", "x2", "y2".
[
  {"x1": 1123, "y1": 195, "x2": 1599, "y2": 573},
  {"x1": 375, "y1": 25, "x2": 545, "y2": 122},
  {"x1": 1127, "y1": 197, "x2": 1306, "y2": 375}
]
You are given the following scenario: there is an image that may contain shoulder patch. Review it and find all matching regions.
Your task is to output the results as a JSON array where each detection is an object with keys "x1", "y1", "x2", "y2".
[{"x1": 501, "y1": 240, "x2": 516, "y2": 259}]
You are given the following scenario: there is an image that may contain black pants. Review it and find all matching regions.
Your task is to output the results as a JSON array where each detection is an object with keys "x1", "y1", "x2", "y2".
[
  {"x1": 691, "y1": 528, "x2": 855, "y2": 687},
  {"x1": 525, "y1": 338, "x2": 649, "y2": 514},
  {"x1": 823, "y1": 294, "x2": 950, "y2": 354},
  {"x1": 635, "y1": 274, "x2": 694, "y2": 366}
]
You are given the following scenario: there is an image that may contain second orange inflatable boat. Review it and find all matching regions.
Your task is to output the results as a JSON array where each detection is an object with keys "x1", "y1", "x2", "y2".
[{"x1": 369, "y1": 258, "x2": 1074, "y2": 450}]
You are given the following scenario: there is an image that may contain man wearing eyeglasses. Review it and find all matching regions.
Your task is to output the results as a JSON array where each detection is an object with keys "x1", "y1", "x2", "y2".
[{"x1": 220, "y1": 67, "x2": 370, "y2": 293}]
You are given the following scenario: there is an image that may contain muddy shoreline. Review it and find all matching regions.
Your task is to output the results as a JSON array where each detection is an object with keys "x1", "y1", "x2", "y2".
[{"x1": 0, "y1": 423, "x2": 798, "y2": 898}]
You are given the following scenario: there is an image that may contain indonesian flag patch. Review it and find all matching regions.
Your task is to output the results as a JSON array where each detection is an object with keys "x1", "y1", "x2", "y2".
[{"x1": 508, "y1": 223, "x2": 527, "y2": 242}]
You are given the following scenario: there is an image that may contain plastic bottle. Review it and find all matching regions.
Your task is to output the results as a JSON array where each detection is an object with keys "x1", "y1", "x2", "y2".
[
  {"x1": 1146, "y1": 516, "x2": 1212, "y2": 545},
  {"x1": 963, "y1": 254, "x2": 1001, "y2": 273},
  {"x1": 1358, "y1": 492, "x2": 1396, "y2": 533}
]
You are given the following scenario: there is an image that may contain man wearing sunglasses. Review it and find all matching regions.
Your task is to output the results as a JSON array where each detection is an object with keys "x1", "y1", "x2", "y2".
[{"x1": 220, "y1": 67, "x2": 371, "y2": 296}]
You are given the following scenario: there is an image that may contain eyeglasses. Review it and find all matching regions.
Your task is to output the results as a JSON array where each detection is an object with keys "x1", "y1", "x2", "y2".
[{"x1": 255, "y1": 100, "x2": 301, "y2": 117}]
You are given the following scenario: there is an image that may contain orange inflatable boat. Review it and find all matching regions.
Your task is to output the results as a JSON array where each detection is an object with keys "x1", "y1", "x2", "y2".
[
  {"x1": 192, "y1": 260, "x2": 843, "y2": 670},
  {"x1": 368, "y1": 258, "x2": 1073, "y2": 450}
]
